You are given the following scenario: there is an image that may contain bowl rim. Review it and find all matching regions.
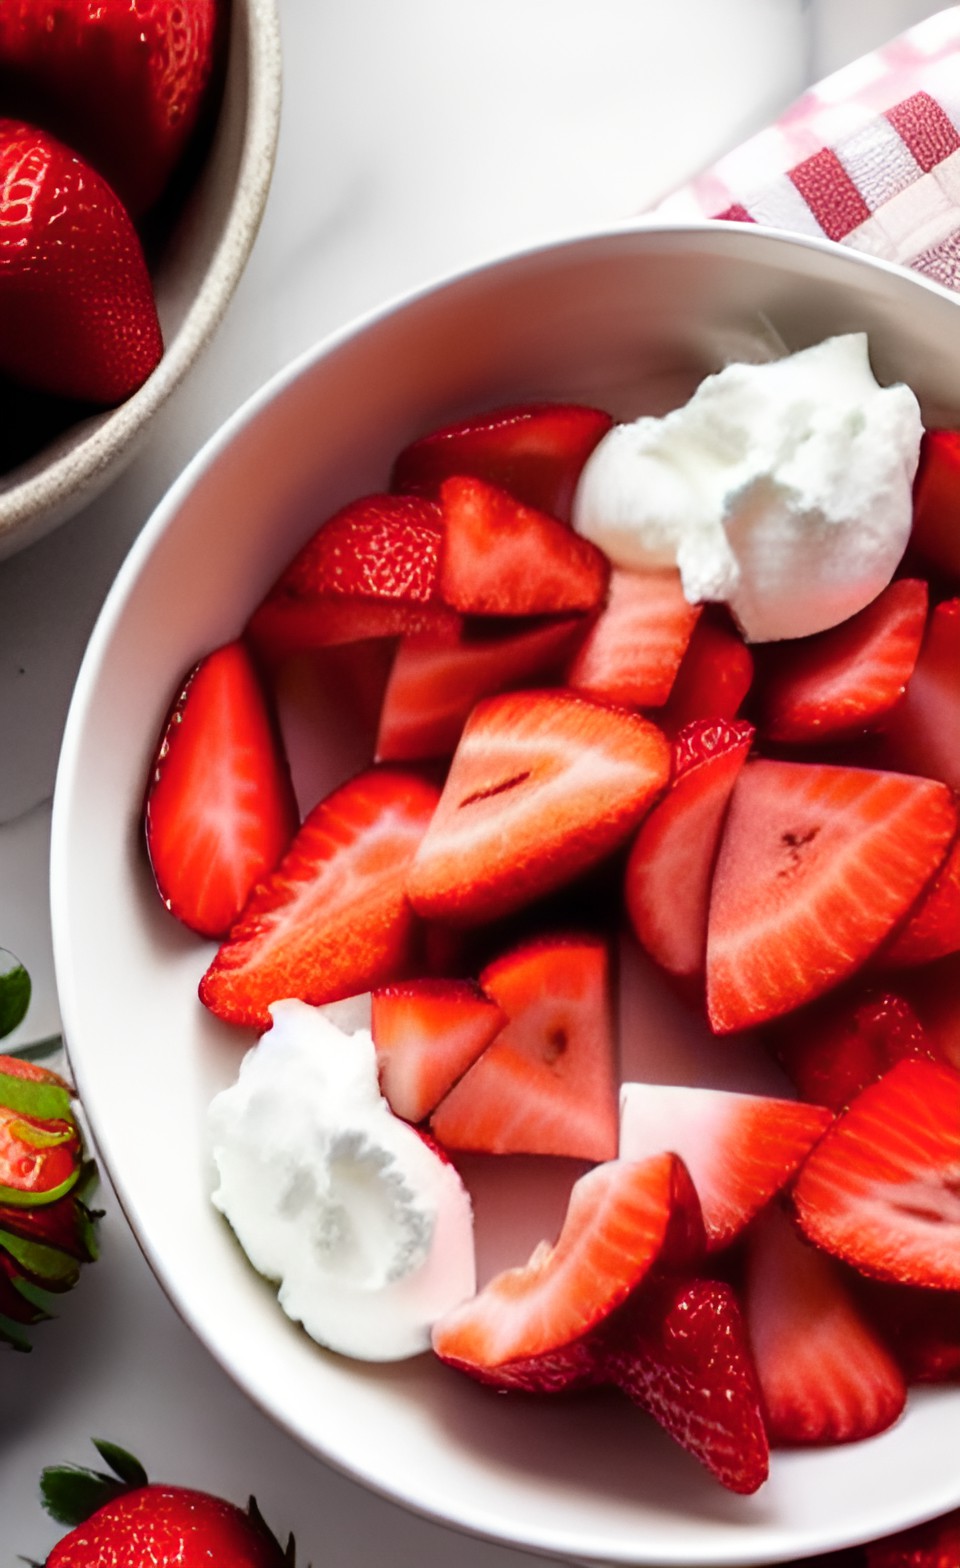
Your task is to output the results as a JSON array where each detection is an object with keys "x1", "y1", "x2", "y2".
[
  {"x1": 51, "y1": 218, "x2": 960, "y2": 1567},
  {"x1": 0, "y1": 0, "x2": 282, "y2": 551}
]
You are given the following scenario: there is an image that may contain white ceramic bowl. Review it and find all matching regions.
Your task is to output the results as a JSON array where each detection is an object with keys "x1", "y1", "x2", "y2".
[
  {"x1": 0, "y1": 0, "x2": 281, "y2": 560},
  {"x1": 51, "y1": 224, "x2": 960, "y2": 1567}
]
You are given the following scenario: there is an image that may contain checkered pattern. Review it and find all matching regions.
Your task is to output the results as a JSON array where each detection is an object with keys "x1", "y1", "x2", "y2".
[{"x1": 656, "y1": 6, "x2": 960, "y2": 290}]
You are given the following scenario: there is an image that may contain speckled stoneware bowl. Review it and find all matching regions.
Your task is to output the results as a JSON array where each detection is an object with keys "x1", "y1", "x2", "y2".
[{"x1": 0, "y1": 0, "x2": 281, "y2": 561}]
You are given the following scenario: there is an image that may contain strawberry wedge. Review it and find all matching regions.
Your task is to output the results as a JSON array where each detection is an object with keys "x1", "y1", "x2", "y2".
[
  {"x1": 883, "y1": 831, "x2": 960, "y2": 968},
  {"x1": 656, "y1": 610, "x2": 754, "y2": 737},
  {"x1": 432, "y1": 1153, "x2": 704, "y2": 1391},
  {"x1": 792, "y1": 1058, "x2": 960, "y2": 1290},
  {"x1": 880, "y1": 598, "x2": 960, "y2": 792},
  {"x1": 618, "y1": 1083, "x2": 832, "y2": 1250},
  {"x1": 770, "y1": 988, "x2": 935, "y2": 1112},
  {"x1": 371, "y1": 979, "x2": 505, "y2": 1123},
  {"x1": 200, "y1": 768, "x2": 440, "y2": 1029},
  {"x1": 706, "y1": 760, "x2": 958, "y2": 1034},
  {"x1": 407, "y1": 689, "x2": 670, "y2": 925},
  {"x1": 566, "y1": 569, "x2": 701, "y2": 709},
  {"x1": 910, "y1": 428, "x2": 960, "y2": 580}
]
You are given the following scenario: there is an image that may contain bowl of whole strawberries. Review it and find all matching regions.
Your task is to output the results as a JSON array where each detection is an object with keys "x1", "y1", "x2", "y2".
[
  {"x1": 51, "y1": 223, "x2": 960, "y2": 1566},
  {"x1": 0, "y1": 0, "x2": 281, "y2": 558}
]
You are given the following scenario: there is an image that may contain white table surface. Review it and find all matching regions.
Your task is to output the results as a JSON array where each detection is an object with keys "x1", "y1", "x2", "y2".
[{"x1": 0, "y1": 2, "x2": 946, "y2": 1561}]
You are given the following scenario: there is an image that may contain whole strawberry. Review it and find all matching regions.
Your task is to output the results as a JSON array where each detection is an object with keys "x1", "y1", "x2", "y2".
[
  {"x1": 0, "y1": 0, "x2": 222, "y2": 218},
  {"x1": 41, "y1": 1442, "x2": 298, "y2": 1567},
  {"x1": 0, "y1": 119, "x2": 163, "y2": 405}
]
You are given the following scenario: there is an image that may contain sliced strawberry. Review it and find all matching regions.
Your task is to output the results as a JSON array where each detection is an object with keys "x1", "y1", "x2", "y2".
[
  {"x1": 656, "y1": 609, "x2": 754, "y2": 738},
  {"x1": 706, "y1": 760, "x2": 957, "y2": 1034},
  {"x1": 565, "y1": 569, "x2": 701, "y2": 709},
  {"x1": 743, "y1": 1202, "x2": 906, "y2": 1445},
  {"x1": 624, "y1": 719, "x2": 753, "y2": 982},
  {"x1": 865, "y1": 1507, "x2": 960, "y2": 1568},
  {"x1": 898, "y1": 953, "x2": 960, "y2": 1071},
  {"x1": 429, "y1": 934, "x2": 618, "y2": 1160},
  {"x1": 432, "y1": 1153, "x2": 704, "y2": 1391},
  {"x1": 392, "y1": 402, "x2": 613, "y2": 523},
  {"x1": 882, "y1": 832, "x2": 960, "y2": 968},
  {"x1": 910, "y1": 429, "x2": 960, "y2": 582},
  {"x1": 604, "y1": 1275, "x2": 769, "y2": 1495},
  {"x1": 770, "y1": 988, "x2": 935, "y2": 1112},
  {"x1": 758, "y1": 579, "x2": 928, "y2": 744},
  {"x1": 144, "y1": 642, "x2": 298, "y2": 939},
  {"x1": 619, "y1": 1083, "x2": 832, "y2": 1251},
  {"x1": 375, "y1": 615, "x2": 586, "y2": 762},
  {"x1": 854, "y1": 1276, "x2": 960, "y2": 1384},
  {"x1": 437, "y1": 476, "x2": 609, "y2": 617},
  {"x1": 199, "y1": 767, "x2": 440, "y2": 1029},
  {"x1": 370, "y1": 979, "x2": 505, "y2": 1123},
  {"x1": 792, "y1": 1058, "x2": 960, "y2": 1290},
  {"x1": 880, "y1": 598, "x2": 960, "y2": 791},
  {"x1": 407, "y1": 689, "x2": 670, "y2": 925},
  {"x1": 245, "y1": 495, "x2": 457, "y2": 662}
]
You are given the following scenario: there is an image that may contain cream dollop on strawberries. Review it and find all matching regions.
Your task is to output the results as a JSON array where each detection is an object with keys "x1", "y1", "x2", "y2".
[
  {"x1": 572, "y1": 334, "x2": 923, "y2": 642},
  {"x1": 207, "y1": 999, "x2": 476, "y2": 1361}
]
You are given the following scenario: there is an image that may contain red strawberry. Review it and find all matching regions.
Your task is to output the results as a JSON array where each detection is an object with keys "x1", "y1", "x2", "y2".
[
  {"x1": 743, "y1": 1202, "x2": 906, "y2": 1446},
  {"x1": 770, "y1": 988, "x2": 935, "y2": 1112},
  {"x1": 624, "y1": 719, "x2": 753, "y2": 983},
  {"x1": 759, "y1": 579, "x2": 928, "y2": 744},
  {"x1": 407, "y1": 689, "x2": 671, "y2": 925},
  {"x1": 882, "y1": 832, "x2": 960, "y2": 968},
  {"x1": 246, "y1": 495, "x2": 458, "y2": 662},
  {"x1": 604, "y1": 1275, "x2": 769, "y2": 1495},
  {"x1": 656, "y1": 608, "x2": 754, "y2": 737},
  {"x1": 705, "y1": 760, "x2": 957, "y2": 1034},
  {"x1": 432, "y1": 1153, "x2": 704, "y2": 1391},
  {"x1": 0, "y1": 119, "x2": 162, "y2": 404},
  {"x1": 792, "y1": 1058, "x2": 960, "y2": 1290},
  {"x1": 392, "y1": 402, "x2": 613, "y2": 523},
  {"x1": 865, "y1": 1507, "x2": 960, "y2": 1568},
  {"x1": 144, "y1": 642, "x2": 298, "y2": 939},
  {"x1": 854, "y1": 1276, "x2": 960, "y2": 1384},
  {"x1": 619, "y1": 1082, "x2": 832, "y2": 1251},
  {"x1": 437, "y1": 475, "x2": 609, "y2": 617},
  {"x1": 910, "y1": 429, "x2": 960, "y2": 582},
  {"x1": 429, "y1": 934, "x2": 619, "y2": 1160},
  {"x1": 370, "y1": 978, "x2": 505, "y2": 1123},
  {"x1": 375, "y1": 615, "x2": 586, "y2": 761},
  {"x1": 0, "y1": 1, "x2": 222, "y2": 217},
  {"x1": 880, "y1": 598, "x2": 960, "y2": 791},
  {"x1": 0, "y1": 1054, "x2": 83, "y2": 1205},
  {"x1": 41, "y1": 1440, "x2": 291, "y2": 1568},
  {"x1": 898, "y1": 953, "x2": 960, "y2": 1071},
  {"x1": 199, "y1": 767, "x2": 440, "y2": 1029},
  {"x1": 565, "y1": 569, "x2": 701, "y2": 709}
]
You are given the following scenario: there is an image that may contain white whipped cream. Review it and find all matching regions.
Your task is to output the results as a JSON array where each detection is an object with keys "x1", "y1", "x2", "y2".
[
  {"x1": 572, "y1": 334, "x2": 923, "y2": 642},
  {"x1": 208, "y1": 999, "x2": 475, "y2": 1361}
]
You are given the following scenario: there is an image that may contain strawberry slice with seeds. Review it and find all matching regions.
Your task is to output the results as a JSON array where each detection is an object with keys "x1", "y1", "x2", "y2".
[
  {"x1": 910, "y1": 429, "x2": 960, "y2": 581},
  {"x1": 566, "y1": 569, "x2": 701, "y2": 709},
  {"x1": 706, "y1": 760, "x2": 958, "y2": 1034},
  {"x1": 429, "y1": 934, "x2": 618, "y2": 1160},
  {"x1": 375, "y1": 615, "x2": 586, "y2": 761},
  {"x1": 437, "y1": 476, "x2": 609, "y2": 617},
  {"x1": 603, "y1": 1275, "x2": 769, "y2": 1495},
  {"x1": 770, "y1": 988, "x2": 936, "y2": 1112},
  {"x1": 246, "y1": 495, "x2": 457, "y2": 661},
  {"x1": 898, "y1": 953, "x2": 960, "y2": 1071},
  {"x1": 432, "y1": 1152, "x2": 704, "y2": 1391},
  {"x1": 792, "y1": 1058, "x2": 960, "y2": 1290},
  {"x1": 392, "y1": 402, "x2": 613, "y2": 523},
  {"x1": 743, "y1": 1202, "x2": 906, "y2": 1446},
  {"x1": 865, "y1": 1506, "x2": 960, "y2": 1568},
  {"x1": 883, "y1": 832, "x2": 960, "y2": 968},
  {"x1": 371, "y1": 979, "x2": 505, "y2": 1123},
  {"x1": 625, "y1": 719, "x2": 753, "y2": 983},
  {"x1": 656, "y1": 609, "x2": 754, "y2": 738},
  {"x1": 759, "y1": 579, "x2": 928, "y2": 744},
  {"x1": 200, "y1": 767, "x2": 440, "y2": 1029},
  {"x1": 854, "y1": 1275, "x2": 960, "y2": 1384},
  {"x1": 407, "y1": 689, "x2": 670, "y2": 925},
  {"x1": 619, "y1": 1083, "x2": 832, "y2": 1251},
  {"x1": 144, "y1": 642, "x2": 298, "y2": 939},
  {"x1": 879, "y1": 598, "x2": 960, "y2": 791}
]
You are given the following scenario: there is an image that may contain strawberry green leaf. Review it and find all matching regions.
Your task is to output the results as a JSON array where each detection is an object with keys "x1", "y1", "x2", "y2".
[
  {"x1": 0, "y1": 953, "x2": 30, "y2": 1041},
  {"x1": 40, "y1": 1465, "x2": 128, "y2": 1527},
  {"x1": 0, "y1": 1230, "x2": 81, "y2": 1290},
  {"x1": 92, "y1": 1439, "x2": 148, "y2": 1489}
]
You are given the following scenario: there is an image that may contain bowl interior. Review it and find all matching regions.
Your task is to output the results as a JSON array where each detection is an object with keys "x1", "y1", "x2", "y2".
[
  {"x1": 52, "y1": 224, "x2": 960, "y2": 1567},
  {"x1": 0, "y1": 0, "x2": 281, "y2": 559}
]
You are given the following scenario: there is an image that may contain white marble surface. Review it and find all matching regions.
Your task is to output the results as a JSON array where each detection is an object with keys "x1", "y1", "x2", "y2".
[{"x1": 0, "y1": 2, "x2": 946, "y2": 1561}]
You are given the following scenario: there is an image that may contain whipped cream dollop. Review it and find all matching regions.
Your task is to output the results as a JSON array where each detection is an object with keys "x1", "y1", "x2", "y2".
[
  {"x1": 208, "y1": 999, "x2": 476, "y2": 1361},
  {"x1": 572, "y1": 334, "x2": 923, "y2": 642}
]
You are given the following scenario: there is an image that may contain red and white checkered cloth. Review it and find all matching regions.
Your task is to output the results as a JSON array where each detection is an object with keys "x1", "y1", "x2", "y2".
[{"x1": 656, "y1": 6, "x2": 960, "y2": 291}]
